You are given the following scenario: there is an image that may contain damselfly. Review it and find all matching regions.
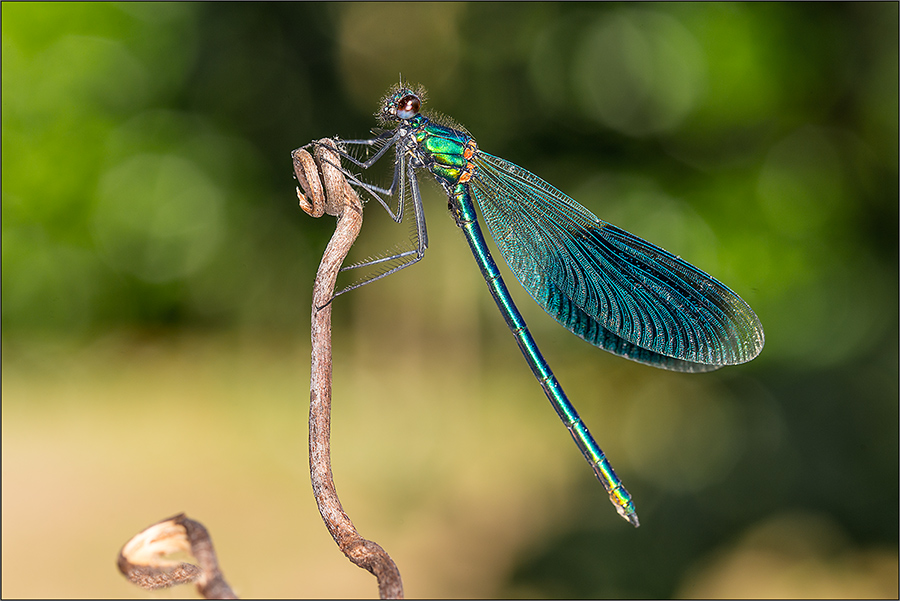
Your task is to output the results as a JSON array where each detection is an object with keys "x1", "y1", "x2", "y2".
[{"x1": 297, "y1": 84, "x2": 764, "y2": 527}]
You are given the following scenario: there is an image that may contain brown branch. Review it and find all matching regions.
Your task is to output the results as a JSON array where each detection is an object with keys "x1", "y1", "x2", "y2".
[
  {"x1": 117, "y1": 140, "x2": 402, "y2": 600},
  {"x1": 117, "y1": 513, "x2": 236, "y2": 599},
  {"x1": 295, "y1": 138, "x2": 404, "y2": 600}
]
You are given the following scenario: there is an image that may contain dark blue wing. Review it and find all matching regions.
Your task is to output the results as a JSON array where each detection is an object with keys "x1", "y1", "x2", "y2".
[{"x1": 470, "y1": 152, "x2": 764, "y2": 372}]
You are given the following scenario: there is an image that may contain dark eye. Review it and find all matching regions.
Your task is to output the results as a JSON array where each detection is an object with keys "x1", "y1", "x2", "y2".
[{"x1": 395, "y1": 94, "x2": 420, "y2": 119}]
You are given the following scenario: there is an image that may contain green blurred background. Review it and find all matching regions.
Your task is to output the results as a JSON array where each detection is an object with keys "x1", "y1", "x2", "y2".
[{"x1": 3, "y1": 2, "x2": 897, "y2": 598}]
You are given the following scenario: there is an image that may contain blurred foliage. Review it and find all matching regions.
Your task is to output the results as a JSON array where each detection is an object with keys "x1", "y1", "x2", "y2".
[{"x1": 2, "y1": 2, "x2": 897, "y2": 598}]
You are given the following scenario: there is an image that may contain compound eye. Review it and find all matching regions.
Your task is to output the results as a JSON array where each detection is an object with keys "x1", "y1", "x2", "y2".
[{"x1": 395, "y1": 94, "x2": 420, "y2": 119}]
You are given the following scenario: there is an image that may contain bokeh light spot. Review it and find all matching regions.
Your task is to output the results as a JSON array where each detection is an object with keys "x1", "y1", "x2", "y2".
[
  {"x1": 680, "y1": 513, "x2": 899, "y2": 598},
  {"x1": 623, "y1": 376, "x2": 744, "y2": 493},
  {"x1": 92, "y1": 154, "x2": 224, "y2": 283},
  {"x1": 572, "y1": 9, "x2": 707, "y2": 136},
  {"x1": 757, "y1": 126, "x2": 845, "y2": 238},
  {"x1": 337, "y1": 3, "x2": 464, "y2": 112}
]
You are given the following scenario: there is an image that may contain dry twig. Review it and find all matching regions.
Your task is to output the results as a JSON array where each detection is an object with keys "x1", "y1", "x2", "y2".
[
  {"x1": 117, "y1": 513, "x2": 236, "y2": 599},
  {"x1": 117, "y1": 139, "x2": 401, "y2": 600},
  {"x1": 295, "y1": 138, "x2": 404, "y2": 599}
]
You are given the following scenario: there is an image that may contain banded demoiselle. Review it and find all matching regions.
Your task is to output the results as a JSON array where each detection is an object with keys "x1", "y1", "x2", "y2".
[{"x1": 298, "y1": 84, "x2": 764, "y2": 527}]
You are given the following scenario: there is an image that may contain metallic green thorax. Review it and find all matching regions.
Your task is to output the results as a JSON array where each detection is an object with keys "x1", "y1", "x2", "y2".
[{"x1": 406, "y1": 115, "x2": 479, "y2": 224}]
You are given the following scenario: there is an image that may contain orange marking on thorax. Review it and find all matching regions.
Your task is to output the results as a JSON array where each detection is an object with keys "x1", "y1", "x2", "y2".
[{"x1": 459, "y1": 139, "x2": 478, "y2": 183}]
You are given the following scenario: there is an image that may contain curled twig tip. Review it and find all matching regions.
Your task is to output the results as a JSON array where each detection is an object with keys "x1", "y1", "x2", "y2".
[{"x1": 118, "y1": 513, "x2": 236, "y2": 599}]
